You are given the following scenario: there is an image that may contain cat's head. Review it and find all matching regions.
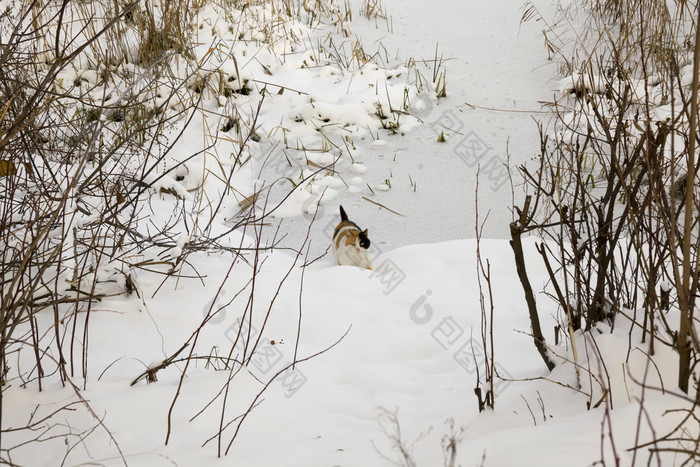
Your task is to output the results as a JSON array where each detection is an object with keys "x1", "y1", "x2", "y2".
[{"x1": 358, "y1": 229, "x2": 370, "y2": 249}]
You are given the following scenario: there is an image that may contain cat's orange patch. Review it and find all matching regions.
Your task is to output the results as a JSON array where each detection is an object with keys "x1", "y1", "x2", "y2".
[{"x1": 333, "y1": 220, "x2": 357, "y2": 239}]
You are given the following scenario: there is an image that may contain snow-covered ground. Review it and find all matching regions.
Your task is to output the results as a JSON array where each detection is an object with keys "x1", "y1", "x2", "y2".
[
  {"x1": 2, "y1": 0, "x2": 698, "y2": 465},
  {"x1": 4, "y1": 238, "x2": 693, "y2": 465}
]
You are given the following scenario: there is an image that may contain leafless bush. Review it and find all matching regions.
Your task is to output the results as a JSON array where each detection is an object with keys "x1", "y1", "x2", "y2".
[
  {"x1": 519, "y1": 0, "x2": 699, "y2": 386},
  {"x1": 0, "y1": 0, "x2": 273, "y2": 458},
  {"x1": 373, "y1": 407, "x2": 429, "y2": 467},
  {"x1": 515, "y1": 0, "x2": 699, "y2": 462}
]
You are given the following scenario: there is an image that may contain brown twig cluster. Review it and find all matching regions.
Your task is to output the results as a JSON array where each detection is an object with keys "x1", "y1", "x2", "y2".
[{"x1": 516, "y1": 0, "x2": 700, "y2": 463}]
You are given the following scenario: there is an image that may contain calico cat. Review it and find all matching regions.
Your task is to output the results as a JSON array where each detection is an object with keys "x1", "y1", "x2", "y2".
[{"x1": 332, "y1": 206, "x2": 373, "y2": 270}]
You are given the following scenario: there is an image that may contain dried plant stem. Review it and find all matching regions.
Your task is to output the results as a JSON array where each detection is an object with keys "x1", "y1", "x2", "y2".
[
  {"x1": 677, "y1": 1, "x2": 700, "y2": 398},
  {"x1": 510, "y1": 196, "x2": 556, "y2": 371}
]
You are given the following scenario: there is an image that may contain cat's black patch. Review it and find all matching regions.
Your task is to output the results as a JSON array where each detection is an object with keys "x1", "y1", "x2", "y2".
[{"x1": 359, "y1": 229, "x2": 370, "y2": 249}]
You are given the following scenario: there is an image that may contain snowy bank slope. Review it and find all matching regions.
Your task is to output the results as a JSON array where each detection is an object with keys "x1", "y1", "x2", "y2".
[{"x1": 4, "y1": 238, "x2": 693, "y2": 465}]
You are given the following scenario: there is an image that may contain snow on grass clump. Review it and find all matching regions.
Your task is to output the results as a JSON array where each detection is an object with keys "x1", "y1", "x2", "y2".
[{"x1": 157, "y1": 0, "x2": 427, "y2": 218}]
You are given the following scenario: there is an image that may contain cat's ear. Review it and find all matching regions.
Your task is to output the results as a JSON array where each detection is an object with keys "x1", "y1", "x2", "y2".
[
  {"x1": 362, "y1": 229, "x2": 368, "y2": 237},
  {"x1": 339, "y1": 205, "x2": 348, "y2": 222}
]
